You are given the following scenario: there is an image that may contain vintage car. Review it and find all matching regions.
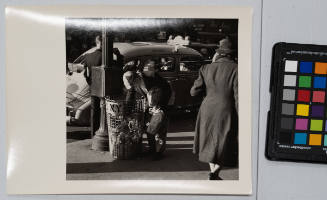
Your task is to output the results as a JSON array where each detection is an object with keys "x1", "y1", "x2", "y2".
[{"x1": 66, "y1": 42, "x2": 206, "y2": 126}]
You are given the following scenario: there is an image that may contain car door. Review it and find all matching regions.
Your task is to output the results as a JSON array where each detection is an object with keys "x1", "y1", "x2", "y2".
[{"x1": 176, "y1": 55, "x2": 205, "y2": 108}]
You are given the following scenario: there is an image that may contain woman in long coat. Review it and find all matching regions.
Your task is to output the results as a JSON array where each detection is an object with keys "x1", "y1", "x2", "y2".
[{"x1": 190, "y1": 38, "x2": 238, "y2": 180}]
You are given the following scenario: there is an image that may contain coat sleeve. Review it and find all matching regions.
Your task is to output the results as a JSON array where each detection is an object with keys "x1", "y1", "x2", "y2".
[
  {"x1": 125, "y1": 88, "x2": 135, "y2": 104},
  {"x1": 74, "y1": 54, "x2": 86, "y2": 64},
  {"x1": 190, "y1": 66, "x2": 206, "y2": 96},
  {"x1": 233, "y1": 68, "x2": 238, "y2": 114},
  {"x1": 146, "y1": 112, "x2": 165, "y2": 135}
]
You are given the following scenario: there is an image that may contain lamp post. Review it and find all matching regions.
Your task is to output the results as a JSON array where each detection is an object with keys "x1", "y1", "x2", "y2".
[
  {"x1": 91, "y1": 19, "x2": 123, "y2": 151},
  {"x1": 91, "y1": 19, "x2": 112, "y2": 151}
]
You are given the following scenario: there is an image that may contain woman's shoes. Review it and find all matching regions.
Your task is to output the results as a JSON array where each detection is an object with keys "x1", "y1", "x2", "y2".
[
  {"x1": 208, "y1": 173, "x2": 215, "y2": 180},
  {"x1": 208, "y1": 171, "x2": 223, "y2": 180}
]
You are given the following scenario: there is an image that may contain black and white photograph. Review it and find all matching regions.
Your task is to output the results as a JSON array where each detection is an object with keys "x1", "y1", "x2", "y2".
[
  {"x1": 66, "y1": 18, "x2": 239, "y2": 180},
  {"x1": 6, "y1": 6, "x2": 252, "y2": 194}
]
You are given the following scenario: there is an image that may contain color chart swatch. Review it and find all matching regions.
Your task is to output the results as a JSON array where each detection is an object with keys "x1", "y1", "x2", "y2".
[
  {"x1": 281, "y1": 60, "x2": 327, "y2": 147},
  {"x1": 267, "y1": 42, "x2": 327, "y2": 163}
]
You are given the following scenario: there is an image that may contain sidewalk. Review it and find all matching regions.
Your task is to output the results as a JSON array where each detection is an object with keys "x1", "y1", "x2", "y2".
[{"x1": 66, "y1": 116, "x2": 239, "y2": 180}]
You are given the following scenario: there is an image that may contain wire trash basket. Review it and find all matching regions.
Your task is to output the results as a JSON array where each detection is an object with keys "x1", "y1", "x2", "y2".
[{"x1": 105, "y1": 96, "x2": 146, "y2": 160}]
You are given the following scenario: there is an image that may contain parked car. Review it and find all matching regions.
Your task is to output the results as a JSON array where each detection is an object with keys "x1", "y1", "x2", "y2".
[
  {"x1": 186, "y1": 42, "x2": 218, "y2": 62},
  {"x1": 66, "y1": 42, "x2": 206, "y2": 126}
]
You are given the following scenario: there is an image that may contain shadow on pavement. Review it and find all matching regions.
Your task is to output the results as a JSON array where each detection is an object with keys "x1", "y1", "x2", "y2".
[
  {"x1": 66, "y1": 112, "x2": 238, "y2": 179},
  {"x1": 67, "y1": 131, "x2": 91, "y2": 143},
  {"x1": 67, "y1": 149, "x2": 209, "y2": 174},
  {"x1": 167, "y1": 113, "x2": 197, "y2": 133}
]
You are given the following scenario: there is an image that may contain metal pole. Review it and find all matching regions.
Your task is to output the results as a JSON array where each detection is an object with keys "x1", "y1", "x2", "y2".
[{"x1": 91, "y1": 18, "x2": 112, "y2": 151}]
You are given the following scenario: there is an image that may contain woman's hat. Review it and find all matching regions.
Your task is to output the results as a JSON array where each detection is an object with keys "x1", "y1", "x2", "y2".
[{"x1": 216, "y1": 38, "x2": 234, "y2": 54}]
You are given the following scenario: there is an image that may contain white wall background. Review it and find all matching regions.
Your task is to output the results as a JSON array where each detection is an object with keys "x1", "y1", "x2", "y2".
[
  {"x1": 1, "y1": 0, "x2": 325, "y2": 199},
  {"x1": 258, "y1": 1, "x2": 327, "y2": 200}
]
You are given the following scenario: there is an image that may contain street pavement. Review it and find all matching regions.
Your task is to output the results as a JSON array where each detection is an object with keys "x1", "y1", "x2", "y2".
[{"x1": 66, "y1": 115, "x2": 239, "y2": 180}]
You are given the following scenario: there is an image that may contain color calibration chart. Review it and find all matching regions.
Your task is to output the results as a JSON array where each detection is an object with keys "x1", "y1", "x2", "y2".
[
  {"x1": 281, "y1": 60, "x2": 327, "y2": 147},
  {"x1": 267, "y1": 42, "x2": 327, "y2": 163}
]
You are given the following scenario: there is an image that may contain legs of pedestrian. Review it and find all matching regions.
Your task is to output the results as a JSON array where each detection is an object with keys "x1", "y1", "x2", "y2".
[
  {"x1": 146, "y1": 133, "x2": 166, "y2": 160},
  {"x1": 208, "y1": 163, "x2": 223, "y2": 180},
  {"x1": 146, "y1": 133, "x2": 156, "y2": 154},
  {"x1": 91, "y1": 96, "x2": 101, "y2": 138}
]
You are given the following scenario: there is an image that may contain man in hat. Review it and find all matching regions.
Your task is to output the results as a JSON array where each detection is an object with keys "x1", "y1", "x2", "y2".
[{"x1": 191, "y1": 38, "x2": 238, "y2": 180}]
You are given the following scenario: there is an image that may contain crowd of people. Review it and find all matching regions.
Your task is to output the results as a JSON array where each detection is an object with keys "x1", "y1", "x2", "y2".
[{"x1": 68, "y1": 35, "x2": 238, "y2": 180}]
